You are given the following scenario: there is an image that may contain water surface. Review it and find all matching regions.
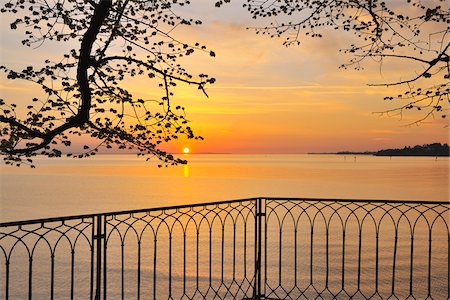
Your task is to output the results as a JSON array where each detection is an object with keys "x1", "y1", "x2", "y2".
[{"x1": 1, "y1": 154, "x2": 448, "y2": 222}]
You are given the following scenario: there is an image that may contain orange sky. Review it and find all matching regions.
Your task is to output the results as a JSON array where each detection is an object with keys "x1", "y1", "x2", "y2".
[{"x1": 1, "y1": 1, "x2": 448, "y2": 155}]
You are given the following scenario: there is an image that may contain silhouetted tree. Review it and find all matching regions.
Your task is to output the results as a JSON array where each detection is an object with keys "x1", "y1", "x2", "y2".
[
  {"x1": 375, "y1": 143, "x2": 449, "y2": 156},
  {"x1": 1, "y1": 0, "x2": 448, "y2": 167},
  {"x1": 231, "y1": 0, "x2": 449, "y2": 124},
  {"x1": 0, "y1": 0, "x2": 214, "y2": 166}
]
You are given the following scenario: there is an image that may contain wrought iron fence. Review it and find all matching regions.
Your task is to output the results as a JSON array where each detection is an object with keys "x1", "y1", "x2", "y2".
[{"x1": 1, "y1": 198, "x2": 448, "y2": 300}]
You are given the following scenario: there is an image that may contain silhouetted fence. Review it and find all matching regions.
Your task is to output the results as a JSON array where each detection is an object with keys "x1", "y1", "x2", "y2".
[{"x1": 1, "y1": 198, "x2": 448, "y2": 299}]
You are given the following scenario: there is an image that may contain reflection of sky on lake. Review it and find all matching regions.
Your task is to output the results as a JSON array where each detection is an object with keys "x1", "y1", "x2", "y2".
[{"x1": 1, "y1": 154, "x2": 448, "y2": 222}]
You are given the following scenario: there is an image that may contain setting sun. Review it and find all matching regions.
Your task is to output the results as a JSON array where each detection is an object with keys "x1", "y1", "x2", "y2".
[{"x1": 183, "y1": 147, "x2": 190, "y2": 154}]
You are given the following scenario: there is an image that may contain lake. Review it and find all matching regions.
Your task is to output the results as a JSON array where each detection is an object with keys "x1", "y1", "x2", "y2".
[
  {"x1": 1, "y1": 154, "x2": 448, "y2": 299},
  {"x1": 1, "y1": 154, "x2": 448, "y2": 222}
]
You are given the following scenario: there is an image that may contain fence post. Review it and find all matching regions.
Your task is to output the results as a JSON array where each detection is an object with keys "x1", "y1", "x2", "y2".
[
  {"x1": 253, "y1": 198, "x2": 265, "y2": 299},
  {"x1": 93, "y1": 215, "x2": 105, "y2": 300}
]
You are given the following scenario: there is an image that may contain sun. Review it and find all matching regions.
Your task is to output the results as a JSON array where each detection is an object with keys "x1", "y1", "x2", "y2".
[{"x1": 183, "y1": 147, "x2": 190, "y2": 154}]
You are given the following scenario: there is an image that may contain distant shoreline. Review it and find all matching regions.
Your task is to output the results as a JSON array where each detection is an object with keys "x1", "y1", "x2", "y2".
[
  {"x1": 308, "y1": 152, "x2": 449, "y2": 157},
  {"x1": 308, "y1": 143, "x2": 449, "y2": 157}
]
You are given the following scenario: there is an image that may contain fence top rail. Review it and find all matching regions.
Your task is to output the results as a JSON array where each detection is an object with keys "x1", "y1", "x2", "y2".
[{"x1": 1, "y1": 196, "x2": 448, "y2": 227}]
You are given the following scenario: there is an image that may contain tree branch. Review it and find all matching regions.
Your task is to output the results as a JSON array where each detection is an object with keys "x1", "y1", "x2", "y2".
[
  {"x1": 369, "y1": 42, "x2": 450, "y2": 87},
  {"x1": 97, "y1": 56, "x2": 210, "y2": 96},
  {"x1": 0, "y1": 116, "x2": 46, "y2": 139},
  {"x1": 3, "y1": 0, "x2": 113, "y2": 155}
]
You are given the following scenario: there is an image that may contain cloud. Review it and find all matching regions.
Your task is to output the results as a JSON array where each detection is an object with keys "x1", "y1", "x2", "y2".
[
  {"x1": 372, "y1": 137, "x2": 393, "y2": 142},
  {"x1": 369, "y1": 129, "x2": 400, "y2": 135}
]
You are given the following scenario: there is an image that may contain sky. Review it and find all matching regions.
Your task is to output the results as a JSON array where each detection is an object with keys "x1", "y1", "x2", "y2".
[{"x1": 0, "y1": 0, "x2": 448, "y2": 155}]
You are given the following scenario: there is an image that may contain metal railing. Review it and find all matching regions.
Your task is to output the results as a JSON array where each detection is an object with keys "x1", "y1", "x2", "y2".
[{"x1": 1, "y1": 198, "x2": 448, "y2": 299}]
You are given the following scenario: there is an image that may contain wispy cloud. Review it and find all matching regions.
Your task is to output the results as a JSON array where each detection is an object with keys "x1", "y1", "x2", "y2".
[
  {"x1": 369, "y1": 129, "x2": 400, "y2": 135},
  {"x1": 372, "y1": 137, "x2": 393, "y2": 142},
  {"x1": 208, "y1": 84, "x2": 320, "y2": 90}
]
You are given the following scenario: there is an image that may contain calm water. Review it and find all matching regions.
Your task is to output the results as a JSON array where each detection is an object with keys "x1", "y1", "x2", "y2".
[
  {"x1": 0, "y1": 154, "x2": 448, "y2": 222},
  {"x1": 1, "y1": 154, "x2": 449, "y2": 299}
]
